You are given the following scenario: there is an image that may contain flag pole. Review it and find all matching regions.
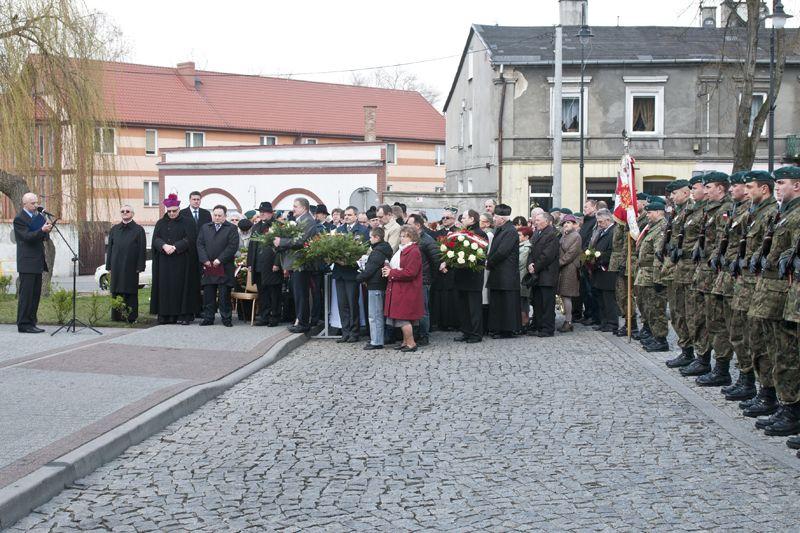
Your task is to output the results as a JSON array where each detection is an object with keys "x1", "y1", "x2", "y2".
[{"x1": 623, "y1": 131, "x2": 633, "y2": 341}]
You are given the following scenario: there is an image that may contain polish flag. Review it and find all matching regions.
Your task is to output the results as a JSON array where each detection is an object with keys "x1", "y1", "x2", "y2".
[{"x1": 613, "y1": 154, "x2": 640, "y2": 240}]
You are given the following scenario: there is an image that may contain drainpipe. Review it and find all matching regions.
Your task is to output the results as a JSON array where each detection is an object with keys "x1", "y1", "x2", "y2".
[{"x1": 497, "y1": 65, "x2": 507, "y2": 203}]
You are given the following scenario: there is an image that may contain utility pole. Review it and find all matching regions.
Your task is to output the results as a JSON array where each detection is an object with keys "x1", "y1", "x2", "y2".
[{"x1": 552, "y1": 25, "x2": 563, "y2": 208}]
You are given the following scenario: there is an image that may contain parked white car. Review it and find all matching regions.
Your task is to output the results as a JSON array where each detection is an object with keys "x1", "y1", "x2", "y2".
[{"x1": 94, "y1": 260, "x2": 152, "y2": 290}]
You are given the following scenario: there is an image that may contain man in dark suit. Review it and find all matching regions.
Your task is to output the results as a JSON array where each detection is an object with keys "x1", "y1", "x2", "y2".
[
  {"x1": 333, "y1": 206, "x2": 370, "y2": 342},
  {"x1": 180, "y1": 190, "x2": 212, "y2": 231},
  {"x1": 14, "y1": 193, "x2": 53, "y2": 333},
  {"x1": 196, "y1": 205, "x2": 240, "y2": 327},
  {"x1": 590, "y1": 208, "x2": 618, "y2": 332},
  {"x1": 247, "y1": 201, "x2": 281, "y2": 326},
  {"x1": 275, "y1": 197, "x2": 320, "y2": 333},
  {"x1": 485, "y1": 204, "x2": 522, "y2": 338},
  {"x1": 527, "y1": 212, "x2": 560, "y2": 337}
]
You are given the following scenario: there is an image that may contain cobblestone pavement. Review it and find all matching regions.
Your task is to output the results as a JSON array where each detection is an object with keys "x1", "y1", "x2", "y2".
[{"x1": 9, "y1": 326, "x2": 800, "y2": 532}]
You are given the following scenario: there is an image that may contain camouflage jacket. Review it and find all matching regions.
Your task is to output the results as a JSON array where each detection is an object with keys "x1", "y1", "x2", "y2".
[
  {"x1": 738, "y1": 196, "x2": 778, "y2": 315},
  {"x1": 692, "y1": 197, "x2": 733, "y2": 292},
  {"x1": 711, "y1": 200, "x2": 750, "y2": 297},
  {"x1": 609, "y1": 222, "x2": 628, "y2": 273},
  {"x1": 751, "y1": 196, "x2": 800, "y2": 320},
  {"x1": 675, "y1": 200, "x2": 705, "y2": 284},
  {"x1": 782, "y1": 199, "x2": 800, "y2": 323},
  {"x1": 634, "y1": 218, "x2": 666, "y2": 287},
  {"x1": 660, "y1": 201, "x2": 688, "y2": 283}
]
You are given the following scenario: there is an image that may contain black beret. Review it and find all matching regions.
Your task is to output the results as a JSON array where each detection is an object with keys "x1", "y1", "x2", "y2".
[
  {"x1": 774, "y1": 166, "x2": 800, "y2": 180},
  {"x1": 548, "y1": 207, "x2": 561, "y2": 213},
  {"x1": 559, "y1": 207, "x2": 573, "y2": 215},
  {"x1": 729, "y1": 171, "x2": 748, "y2": 185},
  {"x1": 703, "y1": 171, "x2": 730, "y2": 185},
  {"x1": 670, "y1": 179, "x2": 691, "y2": 191},
  {"x1": 636, "y1": 192, "x2": 650, "y2": 201},
  {"x1": 645, "y1": 201, "x2": 666, "y2": 211},
  {"x1": 689, "y1": 174, "x2": 706, "y2": 186},
  {"x1": 744, "y1": 170, "x2": 774, "y2": 184}
]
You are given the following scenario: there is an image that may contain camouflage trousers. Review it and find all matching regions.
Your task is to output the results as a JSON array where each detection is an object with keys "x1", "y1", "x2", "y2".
[
  {"x1": 707, "y1": 294, "x2": 734, "y2": 363},
  {"x1": 638, "y1": 285, "x2": 668, "y2": 338},
  {"x1": 669, "y1": 282, "x2": 691, "y2": 349},
  {"x1": 751, "y1": 318, "x2": 774, "y2": 388},
  {"x1": 773, "y1": 321, "x2": 800, "y2": 404},
  {"x1": 615, "y1": 273, "x2": 637, "y2": 324},
  {"x1": 688, "y1": 289, "x2": 711, "y2": 356},
  {"x1": 730, "y1": 308, "x2": 751, "y2": 372}
]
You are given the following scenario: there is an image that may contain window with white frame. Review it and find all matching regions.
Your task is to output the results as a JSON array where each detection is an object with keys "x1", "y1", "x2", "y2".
[
  {"x1": 145, "y1": 129, "x2": 157, "y2": 156},
  {"x1": 625, "y1": 86, "x2": 664, "y2": 137},
  {"x1": 260, "y1": 135, "x2": 277, "y2": 146},
  {"x1": 748, "y1": 92, "x2": 767, "y2": 136},
  {"x1": 94, "y1": 127, "x2": 115, "y2": 154},
  {"x1": 549, "y1": 87, "x2": 587, "y2": 136},
  {"x1": 185, "y1": 131, "x2": 204, "y2": 147},
  {"x1": 302, "y1": 138, "x2": 317, "y2": 145},
  {"x1": 143, "y1": 181, "x2": 159, "y2": 207},
  {"x1": 435, "y1": 145, "x2": 446, "y2": 166},
  {"x1": 386, "y1": 143, "x2": 397, "y2": 164}
]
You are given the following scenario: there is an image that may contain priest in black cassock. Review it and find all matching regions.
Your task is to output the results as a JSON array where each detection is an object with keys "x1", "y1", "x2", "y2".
[
  {"x1": 485, "y1": 204, "x2": 521, "y2": 338},
  {"x1": 106, "y1": 204, "x2": 146, "y2": 323},
  {"x1": 150, "y1": 194, "x2": 202, "y2": 324}
]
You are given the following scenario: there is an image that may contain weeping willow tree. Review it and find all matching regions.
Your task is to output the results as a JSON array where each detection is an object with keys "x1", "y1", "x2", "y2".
[{"x1": 0, "y1": 0, "x2": 123, "y2": 290}]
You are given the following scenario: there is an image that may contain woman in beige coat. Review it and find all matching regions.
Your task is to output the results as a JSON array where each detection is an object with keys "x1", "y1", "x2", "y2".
[{"x1": 557, "y1": 215, "x2": 582, "y2": 332}]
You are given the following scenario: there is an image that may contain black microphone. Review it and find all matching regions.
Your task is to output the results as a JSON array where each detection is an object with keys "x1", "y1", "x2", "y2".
[{"x1": 36, "y1": 206, "x2": 56, "y2": 218}]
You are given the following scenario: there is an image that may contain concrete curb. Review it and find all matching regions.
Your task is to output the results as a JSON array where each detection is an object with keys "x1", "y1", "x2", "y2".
[
  {"x1": 608, "y1": 335, "x2": 800, "y2": 473},
  {"x1": 0, "y1": 332, "x2": 308, "y2": 530}
]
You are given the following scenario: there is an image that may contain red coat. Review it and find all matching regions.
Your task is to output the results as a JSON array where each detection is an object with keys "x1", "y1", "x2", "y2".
[{"x1": 384, "y1": 243, "x2": 424, "y2": 320}]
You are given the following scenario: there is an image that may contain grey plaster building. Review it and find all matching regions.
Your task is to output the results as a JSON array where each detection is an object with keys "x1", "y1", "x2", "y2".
[{"x1": 443, "y1": 0, "x2": 800, "y2": 215}]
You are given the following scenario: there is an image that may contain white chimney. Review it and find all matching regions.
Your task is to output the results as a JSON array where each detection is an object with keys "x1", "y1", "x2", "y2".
[{"x1": 559, "y1": 0, "x2": 588, "y2": 26}]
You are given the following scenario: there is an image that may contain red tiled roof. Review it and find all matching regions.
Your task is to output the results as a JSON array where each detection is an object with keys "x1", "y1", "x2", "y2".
[{"x1": 101, "y1": 61, "x2": 444, "y2": 142}]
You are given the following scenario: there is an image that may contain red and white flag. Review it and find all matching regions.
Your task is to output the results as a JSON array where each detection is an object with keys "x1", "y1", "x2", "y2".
[{"x1": 613, "y1": 154, "x2": 640, "y2": 240}]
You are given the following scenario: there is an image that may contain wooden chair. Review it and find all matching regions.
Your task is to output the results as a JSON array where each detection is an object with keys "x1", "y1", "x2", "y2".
[{"x1": 231, "y1": 269, "x2": 259, "y2": 325}]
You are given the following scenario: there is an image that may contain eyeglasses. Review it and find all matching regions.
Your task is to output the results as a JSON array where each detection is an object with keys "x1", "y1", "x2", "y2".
[
  {"x1": 120, "y1": 210, "x2": 131, "y2": 214},
  {"x1": 166, "y1": 209, "x2": 179, "y2": 214}
]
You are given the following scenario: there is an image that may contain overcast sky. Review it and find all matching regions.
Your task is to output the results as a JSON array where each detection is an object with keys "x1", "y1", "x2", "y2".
[{"x1": 85, "y1": 0, "x2": 800, "y2": 110}]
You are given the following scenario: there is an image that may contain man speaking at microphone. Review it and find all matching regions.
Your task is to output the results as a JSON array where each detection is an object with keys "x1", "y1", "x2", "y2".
[{"x1": 14, "y1": 193, "x2": 53, "y2": 333}]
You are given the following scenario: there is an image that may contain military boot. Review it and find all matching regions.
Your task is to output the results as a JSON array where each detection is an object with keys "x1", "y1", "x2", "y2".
[
  {"x1": 615, "y1": 318, "x2": 637, "y2": 337},
  {"x1": 721, "y1": 371, "x2": 746, "y2": 395},
  {"x1": 633, "y1": 324, "x2": 652, "y2": 342},
  {"x1": 725, "y1": 371, "x2": 757, "y2": 401},
  {"x1": 644, "y1": 337, "x2": 670, "y2": 352},
  {"x1": 787, "y1": 435, "x2": 800, "y2": 450},
  {"x1": 755, "y1": 405, "x2": 785, "y2": 430},
  {"x1": 742, "y1": 387, "x2": 779, "y2": 418},
  {"x1": 666, "y1": 346, "x2": 694, "y2": 368},
  {"x1": 696, "y1": 359, "x2": 732, "y2": 387},
  {"x1": 680, "y1": 350, "x2": 712, "y2": 377},
  {"x1": 764, "y1": 403, "x2": 800, "y2": 436}
]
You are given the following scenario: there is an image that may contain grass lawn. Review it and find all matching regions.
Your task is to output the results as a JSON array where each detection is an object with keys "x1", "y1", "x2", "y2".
[{"x1": 0, "y1": 288, "x2": 157, "y2": 328}]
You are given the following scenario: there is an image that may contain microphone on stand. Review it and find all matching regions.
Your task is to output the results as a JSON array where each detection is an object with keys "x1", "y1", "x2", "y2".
[{"x1": 36, "y1": 206, "x2": 57, "y2": 219}]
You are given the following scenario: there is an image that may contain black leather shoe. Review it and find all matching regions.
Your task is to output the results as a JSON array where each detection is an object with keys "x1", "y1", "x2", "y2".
[
  {"x1": 417, "y1": 337, "x2": 430, "y2": 346},
  {"x1": 268, "y1": 320, "x2": 280, "y2": 327},
  {"x1": 666, "y1": 347, "x2": 694, "y2": 368},
  {"x1": 222, "y1": 321, "x2": 233, "y2": 328},
  {"x1": 764, "y1": 403, "x2": 800, "y2": 436},
  {"x1": 363, "y1": 344, "x2": 383, "y2": 350},
  {"x1": 491, "y1": 332, "x2": 513, "y2": 339},
  {"x1": 787, "y1": 435, "x2": 800, "y2": 449},
  {"x1": 454, "y1": 335, "x2": 469, "y2": 342},
  {"x1": 336, "y1": 336, "x2": 349, "y2": 343},
  {"x1": 644, "y1": 337, "x2": 670, "y2": 352},
  {"x1": 30, "y1": 326, "x2": 45, "y2": 333},
  {"x1": 346, "y1": 337, "x2": 359, "y2": 343},
  {"x1": 254, "y1": 320, "x2": 268, "y2": 327},
  {"x1": 680, "y1": 352, "x2": 711, "y2": 376},
  {"x1": 696, "y1": 360, "x2": 731, "y2": 387},
  {"x1": 288, "y1": 325, "x2": 310, "y2": 333},
  {"x1": 400, "y1": 345, "x2": 418, "y2": 352},
  {"x1": 466, "y1": 337, "x2": 482, "y2": 343},
  {"x1": 743, "y1": 387, "x2": 779, "y2": 418},
  {"x1": 537, "y1": 331, "x2": 555, "y2": 337},
  {"x1": 726, "y1": 371, "x2": 757, "y2": 401},
  {"x1": 599, "y1": 325, "x2": 616, "y2": 333},
  {"x1": 199, "y1": 320, "x2": 214, "y2": 326},
  {"x1": 18, "y1": 326, "x2": 44, "y2": 333}
]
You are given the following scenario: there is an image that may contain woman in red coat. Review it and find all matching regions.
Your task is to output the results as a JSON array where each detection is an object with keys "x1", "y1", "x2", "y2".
[{"x1": 381, "y1": 225, "x2": 424, "y2": 352}]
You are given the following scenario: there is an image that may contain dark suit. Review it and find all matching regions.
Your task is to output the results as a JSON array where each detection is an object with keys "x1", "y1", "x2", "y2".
[
  {"x1": 277, "y1": 212, "x2": 320, "y2": 329},
  {"x1": 591, "y1": 224, "x2": 618, "y2": 327},
  {"x1": 14, "y1": 209, "x2": 49, "y2": 330},
  {"x1": 486, "y1": 221, "x2": 522, "y2": 334},
  {"x1": 579, "y1": 214, "x2": 598, "y2": 322},
  {"x1": 527, "y1": 224, "x2": 559, "y2": 335},
  {"x1": 180, "y1": 206, "x2": 212, "y2": 231},
  {"x1": 197, "y1": 221, "x2": 239, "y2": 323},
  {"x1": 247, "y1": 219, "x2": 282, "y2": 324},
  {"x1": 333, "y1": 223, "x2": 369, "y2": 339},
  {"x1": 454, "y1": 225, "x2": 488, "y2": 340}
]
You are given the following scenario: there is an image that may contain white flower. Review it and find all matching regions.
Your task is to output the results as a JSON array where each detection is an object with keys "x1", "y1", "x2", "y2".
[
  {"x1": 457, "y1": 257, "x2": 466, "y2": 264},
  {"x1": 585, "y1": 250, "x2": 591, "y2": 256},
  {"x1": 288, "y1": 220, "x2": 297, "y2": 226},
  {"x1": 468, "y1": 254, "x2": 476, "y2": 262},
  {"x1": 446, "y1": 250, "x2": 455, "y2": 258},
  {"x1": 594, "y1": 251, "x2": 601, "y2": 257},
  {"x1": 440, "y1": 244, "x2": 447, "y2": 252},
  {"x1": 471, "y1": 242, "x2": 478, "y2": 250},
  {"x1": 457, "y1": 235, "x2": 465, "y2": 241},
  {"x1": 457, "y1": 251, "x2": 465, "y2": 258}
]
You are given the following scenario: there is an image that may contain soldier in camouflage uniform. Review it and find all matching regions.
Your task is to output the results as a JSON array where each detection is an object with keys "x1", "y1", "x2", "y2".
[
  {"x1": 737, "y1": 171, "x2": 780, "y2": 418},
  {"x1": 745, "y1": 167, "x2": 800, "y2": 437},
  {"x1": 687, "y1": 172, "x2": 734, "y2": 383},
  {"x1": 635, "y1": 200, "x2": 669, "y2": 352},
  {"x1": 663, "y1": 180, "x2": 695, "y2": 367},
  {"x1": 632, "y1": 194, "x2": 651, "y2": 341},
  {"x1": 780, "y1": 170, "x2": 800, "y2": 455},
  {"x1": 711, "y1": 172, "x2": 755, "y2": 400},
  {"x1": 673, "y1": 175, "x2": 711, "y2": 376},
  {"x1": 610, "y1": 220, "x2": 636, "y2": 336}
]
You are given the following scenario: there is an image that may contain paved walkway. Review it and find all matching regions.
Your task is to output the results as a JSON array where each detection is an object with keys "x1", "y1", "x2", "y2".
[
  {"x1": 8, "y1": 325, "x2": 800, "y2": 531},
  {"x1": 0, "y1": 322, "x2": 290, "y2": 498}
]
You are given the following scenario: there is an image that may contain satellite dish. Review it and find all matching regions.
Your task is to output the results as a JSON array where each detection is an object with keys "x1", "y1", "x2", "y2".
[{"x1": 349, "y1": 187, "x2": 379, "y2": 212}]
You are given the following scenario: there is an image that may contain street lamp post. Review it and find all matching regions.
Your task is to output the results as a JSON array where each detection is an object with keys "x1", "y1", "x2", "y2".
[
  {"x1": 578, "y1": 23, "x2": 593, "y2": 206},
  {"x1": 767, "y1": 0, "x2": 791, "y2": 172}
]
